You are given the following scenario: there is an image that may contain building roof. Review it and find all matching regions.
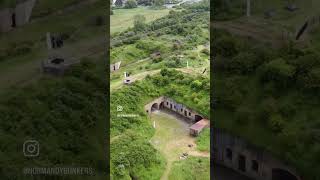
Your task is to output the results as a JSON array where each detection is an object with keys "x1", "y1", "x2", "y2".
[{"x1": 190, "y1": 119, "x2": 209, "y2": 131}]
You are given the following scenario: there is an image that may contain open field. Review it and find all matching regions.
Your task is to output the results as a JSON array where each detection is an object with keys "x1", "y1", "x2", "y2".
[
  {"x1": 111, "y1": 6, "x2": 170, "y2": 34},
  {"x1": 150, "y1": 110, "x2": 209, "y2": 180}
]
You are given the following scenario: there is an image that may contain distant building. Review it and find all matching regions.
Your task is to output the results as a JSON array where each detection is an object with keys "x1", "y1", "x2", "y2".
[
  {"x1": 114, "y1": 0, "x2": 128, "y2": 6},
  {"x1": 0, "y1": 0, "x2": 36, "y2": 32}
]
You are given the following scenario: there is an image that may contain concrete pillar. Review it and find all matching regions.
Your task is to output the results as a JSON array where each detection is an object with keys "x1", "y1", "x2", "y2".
[
  {"x1": 46, "y1": 32, "x2": 52, "y2": 50},
  {"x1": 247, "y1": 0, "x2": 251, "y2": 17}
]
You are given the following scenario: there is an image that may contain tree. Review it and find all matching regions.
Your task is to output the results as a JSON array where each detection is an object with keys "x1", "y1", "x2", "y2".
[
  {"x1": 230, "y1": 52, "x2": 259, "y2": 74},
  {"x1": 125, "y1": 0, "x2": 138, "y2": 8},
  {"x1": 137, "y1": 0, "x2": 152, "y2": 5},
  {"x1": 212, "y1": 36, "x2": 238, "y2": 57},
  {"x1": 133, "y1": 15, "x2": 146, "y2": 31}
]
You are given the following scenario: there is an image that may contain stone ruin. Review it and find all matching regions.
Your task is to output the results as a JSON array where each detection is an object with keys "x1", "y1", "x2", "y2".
[
  {"x1": 110, "y1": 61, "x2": 121, "y2": 72},
  {"x1": 0, "y1": 0, "x2": 36, "y2": 32},
  {"x1": 41, "y1": 32, "x2": 77, "y2": 75},
  {"x1": 213, "y1": 128, "x2": 301, "y2": 180}
]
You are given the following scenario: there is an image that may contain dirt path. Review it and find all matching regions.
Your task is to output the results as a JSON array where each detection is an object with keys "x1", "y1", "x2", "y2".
[{"x1": 110, "y1": 69, "x2": 160, "y2": 92}]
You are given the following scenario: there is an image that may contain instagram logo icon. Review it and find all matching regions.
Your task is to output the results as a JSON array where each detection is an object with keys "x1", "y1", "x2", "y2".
[{"x1": 23, "y1": 140, "x2": 39, "y2": 157}]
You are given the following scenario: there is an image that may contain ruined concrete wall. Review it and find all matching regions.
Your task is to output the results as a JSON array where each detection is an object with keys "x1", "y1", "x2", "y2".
[
  {"x1": 0, "y1": 8, "x2": 13, "y2": 32},
  {"x1": 0, "y1": 0, "x2": 35, "y2": 32},
  {"x1": 163, "y1": 97, "x2": 202, "y2": 123},
  {"x1": 144, "y1": 96, "x2": 204, "y2": 123},
  {"x1": 15, "y1": 0, "x2": 36, "y2": 27},
  {"x1": 144, "y1": 96, "x2": 165, "y2": 114},
  {"x1": 213, "y1": 128, "x2": 301, "y2": 180},
  {"x1": 110, "y1": 61, "x2": 121, "y2": 72}
]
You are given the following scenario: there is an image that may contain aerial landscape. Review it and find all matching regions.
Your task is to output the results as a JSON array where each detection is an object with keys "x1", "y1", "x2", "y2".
[
  {"x1": 213, "y1": 0, "x2": 320, "y2": 180},
  {"x1": 110, "y1": 0, "x2": 210, "y2": 179},
  {"x1": 0, "y1": 0, "x2": 106, "y2": 179}
]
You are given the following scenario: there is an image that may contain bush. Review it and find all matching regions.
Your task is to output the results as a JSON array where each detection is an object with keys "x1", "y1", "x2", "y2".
[
  {"x1": 213, "y1": 36, "x2": 238, "y2": 57},
  {"x1": 260, "y1": 58, "x2": 296, "y2": 87},
  {"x1": 133, "y1": 15, "x2": 146, "y2": 31},
  {"x1": 230, "y1": 52, "x2": 259, "y2": 74},
  {"x1": 124, "y1": 0, "x2": 137, "y2": 8}
]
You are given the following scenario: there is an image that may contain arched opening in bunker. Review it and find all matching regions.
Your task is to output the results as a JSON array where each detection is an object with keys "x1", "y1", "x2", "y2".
[
  {"x1": 238, "y1": 154, "x2": 246, "y2": 172},
  {"x1": 51, "y1": 58, "x2": 64, "y2": 65},
  {"x1": 195, "y1": 114, "x2": 203, "y2": 122},
  {"x1": 151, "y1": 103, "x2": 159, "y2": 112},
  {"x1": 272, "y1": 168, "x2": 298, "y2": 180},
  {"x1": 159, "y1": 102, "x2": 164, "y2": 109},
  {"x1": 11, "y1": 13, "x2": 16, "y2": 28}
]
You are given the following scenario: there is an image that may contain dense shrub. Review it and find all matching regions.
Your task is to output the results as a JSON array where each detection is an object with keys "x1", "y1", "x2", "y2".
[{"x1": 124, "y1": 0, "x2": 137, "y2": 9}]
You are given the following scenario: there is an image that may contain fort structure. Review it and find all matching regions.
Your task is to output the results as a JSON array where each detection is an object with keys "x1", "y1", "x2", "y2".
[
  {"x1": 144, "y1": 96, "x2": 209, "y2": 136},
  {"x1": 213, "y1": 128, "x2": 301, "y2": 180},
  {"x1": 41, "y1": 32, "x2": 78, "y2": 75},
  {"x1": 0, "y1": 0, "x2": 36, "y2": 32},
  {"x1": 110, "y1": 61, "x2": 121, "y2": 72}
]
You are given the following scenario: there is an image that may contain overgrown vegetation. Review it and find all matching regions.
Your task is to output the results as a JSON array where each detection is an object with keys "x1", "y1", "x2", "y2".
[
  {"x1": 111, "y1": 69, "x2": 210, "y2": 179},
  {"x1": 196, "y1": 128, "x2": 210, "y2": 152},
  {"x1": 168, "y1": 157, "x2": 210, "y2": 180},
  {"x1": 213, "y1": 29, "x2": 320, "y2": 179},
  {"x1": 0, "y1": 58, "x2": 107, "y2": 179},
  {"x1": 111, "y1": 1, "x2": 210, "y2": 179}
]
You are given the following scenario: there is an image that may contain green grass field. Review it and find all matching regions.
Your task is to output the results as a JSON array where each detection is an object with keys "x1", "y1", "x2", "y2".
[
  {"x1": 168, "y1": 157, "x2": 210, "y2": 180},
  {"x1": 111, "y1": 6, "x2": 170, "y2": 34}
]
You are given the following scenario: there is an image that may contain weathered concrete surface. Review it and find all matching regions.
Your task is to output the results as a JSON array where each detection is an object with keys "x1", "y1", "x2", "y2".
[
  {"x1": 144, "y1": 96, "x2": 206, "y2": 124},
  {"x1": 110, "y1": 61, "x2": 121, "y2": 72},
  {"x1": 15, "y1": 0, "x2": 36, "y2": 27},
  {"x1": 0, "y1": 0, "x2": 36, "y2": 32},
  {"x1": 0, "y1": 8, "x2": 12, "y2": 32},
  {"x1": 213, "y1": 128, "x2": 301, "y2": 180}
]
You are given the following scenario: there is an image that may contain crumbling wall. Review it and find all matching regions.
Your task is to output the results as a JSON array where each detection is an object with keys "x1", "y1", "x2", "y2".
[
  {"x1": 0, "y1": 0, "x2": 35, "y2": 32},
  {"x1": 213, "y1": 128, "x2": 301, "y2": 180},
  {"x1": 110, "y1": 61, "x2": 121, "y2": 72},
  {"x1": 15, "y1": 0, "x2": 36, "y2": 27},
  {"x1": 0, "y1": 8, "x2": 12, "y2": 32},
  {"x1": 144, "y1": 96, "x2": 204, "y2": 123}
]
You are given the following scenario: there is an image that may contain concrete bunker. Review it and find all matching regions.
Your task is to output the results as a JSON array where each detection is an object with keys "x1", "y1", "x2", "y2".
[
  {"x1": 272, "y1": 169, "x2": 298, "y2": 180},
  {"x1": 194, "y1": 114, "x2": 203, "y2": 122},
  {"x1": 11, "y1": 13, "x2": 16, "y2": 27},
  {"x1": 213, "y1": 128, "x2": 301, "y2": 180},
  {"x1": 0, "y1": 0, "x2": 36, "y2": 32},
  {"x1": 51, "y1": 58, "x2": 64, "y2": 64},
  {"x1": 110, "y1": 61, "x2": 121, "y2": 72},
  {"x1": 145, "y1": 97, "x2": 209, "y2": 136}
]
